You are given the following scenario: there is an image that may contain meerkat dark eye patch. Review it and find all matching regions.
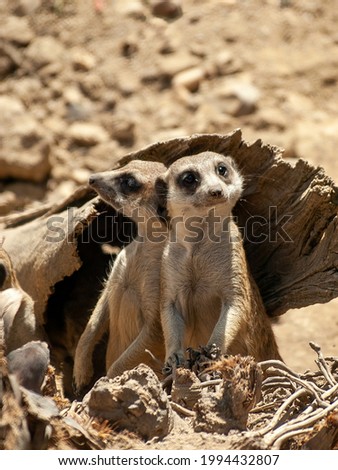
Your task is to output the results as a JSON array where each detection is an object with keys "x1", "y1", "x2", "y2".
[
  {"x1": 178, "y1": 171, "x2": 200, "y2": 192},
  {"x1": 0, "y1": 262, "x2": 7, "y2": 289},
  {"x1": 217, "y1": 163, "x2": 228, "y2": 177},
  {"x1": 119, "y1": 174, "x2": 142, "y2": 194}
]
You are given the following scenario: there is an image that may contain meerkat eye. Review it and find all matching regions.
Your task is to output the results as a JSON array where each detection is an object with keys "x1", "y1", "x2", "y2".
[
  {"x1": 181, "y1": 172, "x2": 198, "y2": 187},
  {"x1": 217, "y1": 164, "x2": 228, "y2": 177},
  {"x1": 120, "y1": 175, "x2": 141, "y2": 193}
]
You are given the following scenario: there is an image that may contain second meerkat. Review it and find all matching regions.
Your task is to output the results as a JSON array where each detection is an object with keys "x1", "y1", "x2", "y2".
[
  {"x1": 73, "y1": 160, "x2": 167, "y2": 393},
  {"x1": 157, "y1": 151, "x2": 282, "y2": 371}
]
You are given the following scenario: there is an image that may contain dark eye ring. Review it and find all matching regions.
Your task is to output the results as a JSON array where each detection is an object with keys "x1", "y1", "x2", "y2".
[
  {"x1": 120, "y1": 176, "x2": 139, "y2": 192},
  {"x1": 126, "y1": 177, "x2": 137, "y2": 188},
  {"x1": 217, "y1": 164, "x2": 228, "y2": 176},
  {"x1": 182, "y1": 172, "x2": 197, "y2": 186}
]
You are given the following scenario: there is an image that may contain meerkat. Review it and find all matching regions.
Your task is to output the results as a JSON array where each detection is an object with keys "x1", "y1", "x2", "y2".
[
  {"x1": 73, "y1": 160, "x2": 168, "y2": 393},
  {"x1": 156, "y1": 151, "x2": 282, "y2": 372},
  {"x1": 0, "y1": 246, "x2": 45, "y2": 353}
]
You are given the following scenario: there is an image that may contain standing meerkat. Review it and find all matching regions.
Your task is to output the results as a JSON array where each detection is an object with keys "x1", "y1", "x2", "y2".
[
  {"x1": 0, "y1": 246, "x2": 45, "y2": 353},
  {"x1": 157, "y1": 151, "x2": 282, "y2": 372},
  {"x1": 73, "y1": 160, "x2": 168, "y2": 393}
]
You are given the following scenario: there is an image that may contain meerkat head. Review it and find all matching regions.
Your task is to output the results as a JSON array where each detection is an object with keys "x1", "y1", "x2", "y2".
[
  {"x1": 156, "y1": 151, "x2": 243, "y2": 219},
  {"x1": 88, "y1": 160, "x2": 167, "y2": 222}
]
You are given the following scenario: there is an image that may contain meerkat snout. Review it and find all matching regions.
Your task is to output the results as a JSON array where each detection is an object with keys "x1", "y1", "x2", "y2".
[
  {"x1": 88, "y1": 173, "x2": 100, "y2": 187},
  {"x1": 208, "y1": 187, "x2": 223, "y2": 199}
]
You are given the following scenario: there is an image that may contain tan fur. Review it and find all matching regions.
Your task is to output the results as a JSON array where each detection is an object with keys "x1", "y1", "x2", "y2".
[
  {"x1": 0, "y1": 247, "x2": 45, "y2": 353},
  {"x1": 158, "y1": 151, "x2": 282, "y2": 371},
  {"x1": 73, "y1": 160, "x2": 167, "y2": 392}
]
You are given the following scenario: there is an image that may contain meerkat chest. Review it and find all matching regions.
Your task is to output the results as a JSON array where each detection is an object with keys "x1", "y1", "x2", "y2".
[
  {"x1": 119, "y1": 242, "x2": 162, "y2": 306},
  {"x1": 168, "y1": 243, "x2": 227, "y2": 321}
]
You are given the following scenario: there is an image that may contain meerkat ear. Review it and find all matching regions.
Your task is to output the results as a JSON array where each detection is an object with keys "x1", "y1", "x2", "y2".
[{"x1": 155, "y1": 176, "x2": 168, "y2": 221}]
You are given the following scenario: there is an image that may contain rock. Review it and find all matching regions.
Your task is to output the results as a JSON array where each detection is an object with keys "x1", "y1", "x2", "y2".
[
  {"x1": 66, "y1": 103, "x2": 92, "y2": 122},
  {"x1": 113, "y1": 0, "x2": 146, "y2": 20},
  {"x1": 68, "y1": 122, "x2": 109, "y2": 146},
  {"x1": 14, "y1": 0, "x2": 42, "y2": 16},
  {"x1": 0, "y1": 96, "x2": 51, "y2": 182},
  {"x1": 7, "y1": 341, "x2": 50, "y2": 394},
  {"x1": 0, "y1": 96, "x2": 25, "y2": 119},
  {"x1": 292, "y1": 119, "x2": 338, "y2": 181},
  {"x1": 192, "y1": 102, "x2": 233, "y2": 134},
  {"x1": 25, "y1": 36, "x2": 65, "y2": 70},
  {"x1": 280, "y1": 91, "x2": 314, "y2": 117},
  {"x1": 0, "y1": 16, "x2": 34, "y2": 45},
  {"x1": 156, "y1": 104, "x2": 183, "y2": 129},
  {"x1": 21, "y1": 388, "x2": 59, "y2": 421},
  {"x1": 0, "y1": 148, "x2": 51, "y2": 183},
  {"x1": 159, "y1": 52, "x2": 200, "y2": 77},
  {"x1": 63, "y1": 85, "x2": 93, "y2": 121},
  {"x1": 120, "y1": 36, "x2": 139, "y2": 58},
  {"x1": 87, "y1": 141, "x2": 122, "y2": 172},
  {"x1": 63, "y1": 86, "x2": 84, "y2": 105},
  {"x1": 38, "y1": 61, "x2": 63, "y2": 78},
  {"x1": 151, "y1": 0, "x2": 182, "y2": 19},
  {"x1": 104, "y1": 116, "x2": 135, "y2": 145},
  {"x1": 0, "y1": 182, "x2": 46, "y2": 215},
  {"x1": 0, "y1": 55, "x2": 16, "y2": 78},
  {"x1": 253, "y1": 108, "x2": 288, "y2": 130},
  {"x1": 79, "y1": 74, "x2": 105, "y2": 101},
  {"x1": 216, "y1": 77, "x2": 260, "y2": 116},
  {"x1": 115, "y1": 72, "x2": 140, "y2": 96},
  {"x1": 173, "y1": 66, "x2": 205, "y2": 93},
  {"x1": 83, "y1": 365, "x2": 173, "y2": 439},
  {"x1": 70, "y1": 47, "x2": 96, "y2": 71},
  {"x1": 213, "y1": 50, "x2": 236, "y2": 75},
  {"x1": 172, "y1": 66, "x2": 205, "y2": 107},
  {"x1": 102, "y1": 91, "x2": 118, "y2": 111},
  {"x1": 10, "y1": 77, "x2": 42, "y2": 105},
  {"x1": 0, "y1": 191, "x2": 18, "y2": 216}
]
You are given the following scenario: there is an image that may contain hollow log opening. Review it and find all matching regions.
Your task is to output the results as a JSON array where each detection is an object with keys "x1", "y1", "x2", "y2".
[{"x1": 44, "y1": 201, "x2": 136, "y2": 397}]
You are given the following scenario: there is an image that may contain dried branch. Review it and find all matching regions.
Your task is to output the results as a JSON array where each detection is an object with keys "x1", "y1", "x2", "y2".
[
  {"x1": 309, "y1": 342, "x2": 337, "y2": 387},
  {"x1": 170, "y1": 401, "x2": 196, "y2": 418}
]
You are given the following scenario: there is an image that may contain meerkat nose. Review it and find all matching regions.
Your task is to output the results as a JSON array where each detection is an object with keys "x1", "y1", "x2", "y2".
[
  {"x1": 209, "y1": 188, "x2": 223, "y2": 198},
  {"x1": 88, "y1": 174, "x2": 100, "y2": 187}
]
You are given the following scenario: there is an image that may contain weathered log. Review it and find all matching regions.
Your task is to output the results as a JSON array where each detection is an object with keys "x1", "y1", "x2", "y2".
[{"x1": 0, "y1": 130, "x2": 337, "y2": 359}]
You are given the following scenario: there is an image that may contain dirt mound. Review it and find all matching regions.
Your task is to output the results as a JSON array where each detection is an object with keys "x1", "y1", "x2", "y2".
[{"x1": 1, "y1": 342, "x2": 337, "y2": 450}]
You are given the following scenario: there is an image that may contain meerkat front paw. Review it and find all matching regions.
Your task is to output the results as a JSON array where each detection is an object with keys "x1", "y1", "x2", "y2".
[{"x1": 163, "y1": 352, "x2": 186, "y2": 375}]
